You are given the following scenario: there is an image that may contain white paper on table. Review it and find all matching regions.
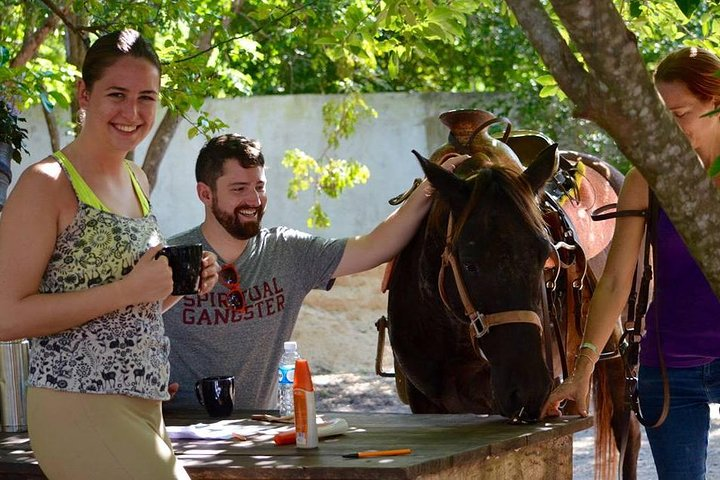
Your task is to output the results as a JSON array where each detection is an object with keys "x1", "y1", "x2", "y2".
[{"x1": 166, "y1": 419, "x2": 273, "y2": 440}]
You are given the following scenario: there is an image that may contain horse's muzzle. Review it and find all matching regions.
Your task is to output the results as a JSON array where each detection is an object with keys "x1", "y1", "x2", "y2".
[{"x1": 507, "y1": 406, "x2": 539, "y2": 425}]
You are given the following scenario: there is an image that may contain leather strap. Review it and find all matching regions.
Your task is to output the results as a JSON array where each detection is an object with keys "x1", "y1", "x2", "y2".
[
  {"x1": 591, "y1": 202, "x2": 647, "y2": 221},
  {"x1": 438, "y1": 213, "x2": 543, "y2": 346},
  {"x1": 632, "y1": 190, "x2": 669, "y2": 428}
]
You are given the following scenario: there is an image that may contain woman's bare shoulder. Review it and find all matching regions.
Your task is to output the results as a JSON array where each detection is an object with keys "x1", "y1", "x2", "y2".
[
  {"x1": 618, "y1": 167, "x2": 650, "y2": 210},
  {"x1": 14, "y1": 156, "x2": 64, "y2": 189},
  {"x1": 6, "y1": 156, "x2": 73, "y2": 212}
]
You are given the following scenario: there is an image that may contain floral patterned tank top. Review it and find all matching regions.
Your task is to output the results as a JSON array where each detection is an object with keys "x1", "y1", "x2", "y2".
[{"x1": 28, "y1": 153, "x2": 171, "y2": 400}]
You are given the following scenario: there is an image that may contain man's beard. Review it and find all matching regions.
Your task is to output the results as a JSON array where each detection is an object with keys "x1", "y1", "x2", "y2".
[{"x1": 212, "y1": 197, "x2": 263, "y2": 240}]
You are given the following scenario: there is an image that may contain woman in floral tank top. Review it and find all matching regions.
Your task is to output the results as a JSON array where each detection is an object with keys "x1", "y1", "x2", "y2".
[{"x1": 0, "y1": 29, "x2": 218, "y2": 479}]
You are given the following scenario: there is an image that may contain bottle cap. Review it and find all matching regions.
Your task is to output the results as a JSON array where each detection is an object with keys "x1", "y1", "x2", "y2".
[
  {"x1": 293, "y1": 358, "x2": 314, "y2": 391},
  {"x1": 284, "y1": 341, "x2": 297, "y2": 351}
]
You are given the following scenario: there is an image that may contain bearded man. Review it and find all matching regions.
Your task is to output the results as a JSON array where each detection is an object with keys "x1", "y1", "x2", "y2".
[{"x1": 163, "y1": 133, "x2": 466, "y2": 412}]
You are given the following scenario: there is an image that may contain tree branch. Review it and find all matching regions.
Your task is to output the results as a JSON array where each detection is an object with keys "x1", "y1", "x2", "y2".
[
  {"x1": 41, "y1": 95, "x2": 61, "y2": 153},
  {"x1": 37, "y1": 0, "x2": 83, "y2": 37},
  {"x1": 172, "y1": 0, "x2": 314, "y2": 65},
  {"x1": 512, "y1": 0, "x2": 720, "y2": 297},
  {"x1": 142, "y1": 0, "x2": 246, "y2": 190},
  {"x1": 10, "y1": 12, "x2": 62, "y2": 68},
  {"x1": 143, "y1": 111, "x2": 181, "y2": 191},
  {"x1": 504, "y1": 0, "x2": 592, "y2": 115}
]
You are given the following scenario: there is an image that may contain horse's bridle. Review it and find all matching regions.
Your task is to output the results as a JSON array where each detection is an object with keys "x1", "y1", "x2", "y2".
[
  {"x1": 437, "y1": 195, "x2": 586, "y2": 386},
  {"x1": 437, "y1": 213, "x2": 544, "y2": 343}
]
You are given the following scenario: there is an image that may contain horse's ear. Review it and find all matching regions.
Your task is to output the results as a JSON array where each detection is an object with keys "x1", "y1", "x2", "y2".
[
  {"x1": 412, "y1": 150, "x2": 471, "y2": 210},
  {"x1": 522, "y1": 143, "x2": 559, "y2": 193}
]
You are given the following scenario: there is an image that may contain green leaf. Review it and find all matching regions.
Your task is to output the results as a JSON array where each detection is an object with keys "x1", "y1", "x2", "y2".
[
  {"x1": 674, "y1": 0, "x2": 701, "y2": 17},
  {"x1": 539, "y1": 84, "x2": 559, "y2": 98},
  {"x1": 399, "y1": 4, "x2": 417, "y2": 25},
  {"x1": 535, "y1": 75, "x2": 556, "y2": 86},
  {"x1": 708, "y1": 155, "x2": 720, "y2": 178},
  {"x1": 40, "y1": 91, "x2": 54, "y2": 112},
  {"x1": 308, "y1": 202, "x2": 331, "y2": 229},
  {"x1": 388, "y1": 51, "x2": 399, "y2": 79},
  {"x1": 47, "y1": 91, "x2": 70, "y2": 109},
  {"x1": 0, "y1": 46, "x2": 9, "y2": 67}
]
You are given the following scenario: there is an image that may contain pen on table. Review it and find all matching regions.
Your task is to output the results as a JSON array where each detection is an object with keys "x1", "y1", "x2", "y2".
[{"x1": 342, "y1": 448, "x2": 412, "y2": 458}]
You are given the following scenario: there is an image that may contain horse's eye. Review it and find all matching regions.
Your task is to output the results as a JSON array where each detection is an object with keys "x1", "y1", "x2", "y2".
[{"x1": 463, "y1": 262, "x2": 478, "y2": 273}]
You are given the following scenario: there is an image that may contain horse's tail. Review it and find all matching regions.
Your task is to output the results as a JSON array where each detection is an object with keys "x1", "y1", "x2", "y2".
[{"x1": 593, "y1": 361, "x2": 618, "y2": 480}]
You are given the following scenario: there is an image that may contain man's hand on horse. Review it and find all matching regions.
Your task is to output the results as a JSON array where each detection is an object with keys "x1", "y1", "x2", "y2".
[
  {"x1": 439, "y1": 153, "x2": 470, "y2": 170},
  {"x1": 423, "y1": 153, "x2": 470, "y2": 196}
]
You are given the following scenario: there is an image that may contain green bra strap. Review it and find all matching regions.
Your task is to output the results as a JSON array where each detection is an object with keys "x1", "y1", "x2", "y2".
[
  {"x1": 124, "y1": 161, "x2": 150, "y2": 216},
  {"x1": 54, "y1": 151, "x2": 150, "y2": 216},
  {"x1": 54, "y1": 151, "x2": 109, "y2": 212}
]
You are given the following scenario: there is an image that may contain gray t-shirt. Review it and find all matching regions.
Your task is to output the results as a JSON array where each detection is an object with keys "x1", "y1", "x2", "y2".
[{"x1": 162, "y1": 225, "x2": 346, "y2": 412}]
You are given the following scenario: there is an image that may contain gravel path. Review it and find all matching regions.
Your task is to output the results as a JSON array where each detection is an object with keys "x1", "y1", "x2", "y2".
[{"x1": 314, "y1": 373, "x2": 720, "y2": 479}]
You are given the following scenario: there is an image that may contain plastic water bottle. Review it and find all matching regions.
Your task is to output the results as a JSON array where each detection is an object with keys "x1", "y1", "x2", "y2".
[{"x1": 278, "y1": 341, "x2": 300, "y2": 416}]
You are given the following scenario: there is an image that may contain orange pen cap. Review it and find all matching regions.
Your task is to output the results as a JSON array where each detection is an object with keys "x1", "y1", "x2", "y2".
[{"x1": 293, "y1": 358, "x2": 314, "y2": 391}]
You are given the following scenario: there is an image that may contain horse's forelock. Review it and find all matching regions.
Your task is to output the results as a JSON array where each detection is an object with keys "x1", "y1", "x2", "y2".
[{"x1": 451, "y1": 166, "x2": 547, "y2": 246}]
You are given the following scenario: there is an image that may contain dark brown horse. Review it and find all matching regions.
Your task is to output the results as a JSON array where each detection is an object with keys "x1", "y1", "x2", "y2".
[{"x1": 384, "y1": 120, "x2": 641, "y2": 479}]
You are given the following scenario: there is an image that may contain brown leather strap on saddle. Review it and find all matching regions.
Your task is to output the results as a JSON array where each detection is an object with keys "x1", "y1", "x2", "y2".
[{"x1": 541, "y1": 193, "x2": 591, "y2": 384}]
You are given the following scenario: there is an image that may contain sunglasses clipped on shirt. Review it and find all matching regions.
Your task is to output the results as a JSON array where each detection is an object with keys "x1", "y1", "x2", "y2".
[{"x1": 219, "y1": 264, "x2": 247, "y2": 313}]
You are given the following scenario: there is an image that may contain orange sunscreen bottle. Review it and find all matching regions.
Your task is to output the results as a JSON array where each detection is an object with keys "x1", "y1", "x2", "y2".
[{"x1": 293, "y1": 358, "x2": 318, "y2": 448}]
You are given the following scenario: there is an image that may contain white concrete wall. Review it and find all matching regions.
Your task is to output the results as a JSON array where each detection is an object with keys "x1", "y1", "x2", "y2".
[{"x1": 9, "y1": 92, "x2": 495, "y2": 238}]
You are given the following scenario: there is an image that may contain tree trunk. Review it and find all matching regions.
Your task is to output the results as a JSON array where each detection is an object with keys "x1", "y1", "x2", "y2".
[
  {"x1": 10, "y1": 11, "x2": 62, "y2": 68},
  {"x1": 504, "y1": 0, "x2": 720, "y2": 298},
  {"x1": 139, "y1": 0, "x2": 244, "y2": 190},
  {"x1": 41, "y1": 99, "x2": 61, "y2": 153},
  {"x1": 142, "y1": 111, "x2": 181, "y2": 192},
  {"x1": 65, "y1": 12, "x2": 87, "y2": 136},
  {"x1": 10, "y1": 2, "x2": 67, "y2": 160}
]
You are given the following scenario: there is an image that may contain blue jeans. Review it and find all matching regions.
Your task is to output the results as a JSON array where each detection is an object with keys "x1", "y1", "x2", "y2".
[{"x1": 638, "y1": 358, "x2": 720, "y2": 480}]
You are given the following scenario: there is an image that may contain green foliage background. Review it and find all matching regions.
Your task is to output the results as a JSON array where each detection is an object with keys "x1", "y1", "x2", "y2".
[{"x1": 1, "y1": 0, "x2": 717, "y2": 225}]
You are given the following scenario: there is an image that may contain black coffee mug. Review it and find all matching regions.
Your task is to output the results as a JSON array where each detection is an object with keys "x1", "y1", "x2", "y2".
[
  {"x1": 155, "y1": 244, "x2": 203, "y2": 295},
  {"x1": 195, "y1": 376, "x2": 235, "y2": 418}
]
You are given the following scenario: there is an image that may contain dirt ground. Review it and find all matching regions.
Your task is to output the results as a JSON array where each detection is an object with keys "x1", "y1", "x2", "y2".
[{"x1": 298, "y1": 267, "x2": 720, "y2": 479}]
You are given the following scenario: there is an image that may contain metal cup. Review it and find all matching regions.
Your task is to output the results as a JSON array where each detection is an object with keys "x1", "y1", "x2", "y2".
[{"x1": 0, "y1": 340, "x2": 29, "y2": 432}]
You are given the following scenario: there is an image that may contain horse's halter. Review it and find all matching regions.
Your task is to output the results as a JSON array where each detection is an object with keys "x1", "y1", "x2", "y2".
[
  {"x1": 437, "y1": 212, "x2": 544, "y2": 348},
  {"x1": 435, "y1": 177, "x2": 586, "y2": 391}
]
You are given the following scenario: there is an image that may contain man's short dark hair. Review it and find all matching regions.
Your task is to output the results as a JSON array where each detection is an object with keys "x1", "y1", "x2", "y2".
[{"x1": 195, "y1": 134, "x2": 265, "y2": 188}]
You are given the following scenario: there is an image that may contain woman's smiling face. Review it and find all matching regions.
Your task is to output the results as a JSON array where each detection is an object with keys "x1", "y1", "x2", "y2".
[{"x1": 78, "y1": 56, "x2": 160, "y2": 153}]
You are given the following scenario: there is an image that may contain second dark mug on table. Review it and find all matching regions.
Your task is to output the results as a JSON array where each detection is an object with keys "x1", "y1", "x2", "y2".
[
  {"x1": 155, "y1": 243, "x2": 203, "y2": 295},
  {"x1": 195, "y1": 376, "x2": 235, "y2": 417}
]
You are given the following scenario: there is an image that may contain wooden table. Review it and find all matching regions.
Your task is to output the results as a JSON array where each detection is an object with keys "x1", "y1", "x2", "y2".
[{"x1": 0, "y1": 411, "x2": 592, "y2": 479}]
